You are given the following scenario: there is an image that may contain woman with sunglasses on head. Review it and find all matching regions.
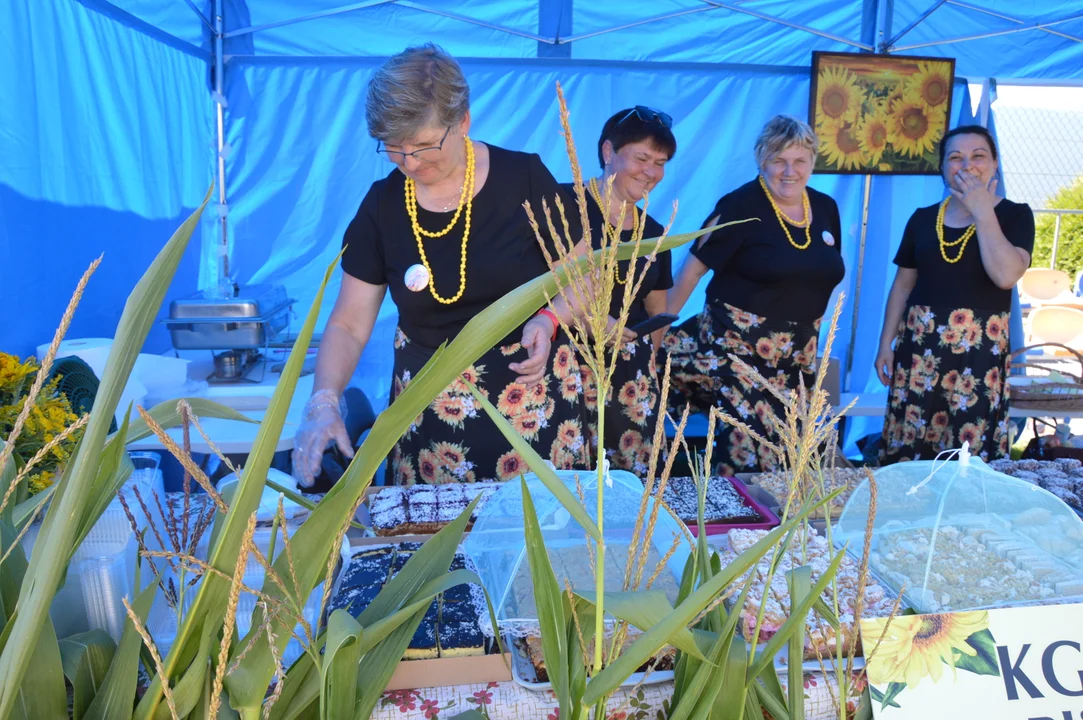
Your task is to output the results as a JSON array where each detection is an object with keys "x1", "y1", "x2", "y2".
[
  {"x1": 561, "y1": 106, "x2": 677, "y2": 478},
  {"x1": 663, "y1": 114, "x2": 844, "y2": 475},
  {"x1": 875, "y1": 125, "x2": 1033, "y2": 464},
  {"x1": 292, "y1": 43, "x2": 588, "y2": 487}
]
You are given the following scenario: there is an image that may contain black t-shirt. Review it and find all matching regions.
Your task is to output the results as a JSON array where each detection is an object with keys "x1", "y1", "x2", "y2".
[
  {"x1": 690, "y1": 179, "x2": 845, "y2": 323},
  {"x1": 560, "y1": 183, "x2": 673, "y2": 325},
  {"x1": 893, "y1": 198, "x2": 1035, "y2": 312},
  {"x1": 341, "y1": 145, "x2": 580, "y2": 349}
]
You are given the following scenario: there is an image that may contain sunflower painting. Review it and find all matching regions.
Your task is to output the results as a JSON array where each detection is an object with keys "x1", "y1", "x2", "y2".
[{"x1": 809, "y1": 52, "x2": 955, "y2": 174}]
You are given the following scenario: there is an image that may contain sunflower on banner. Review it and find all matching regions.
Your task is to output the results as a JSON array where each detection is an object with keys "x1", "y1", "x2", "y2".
[
  {"x1": 861, "y1": 610, "x2": 1001, "y2": 711},
  {"x1": 810, "y1": 52, "x2": 955, "y2": 174}
]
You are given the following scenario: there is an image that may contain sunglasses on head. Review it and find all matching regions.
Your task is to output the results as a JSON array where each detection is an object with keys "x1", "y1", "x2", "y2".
[{"x1": 617, "y1": 105, "x2": 673, "y2": 129}]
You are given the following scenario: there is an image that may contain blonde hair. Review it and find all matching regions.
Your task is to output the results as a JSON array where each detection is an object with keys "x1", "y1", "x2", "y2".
[
  {"x1": 754, "y1": 114, "x2": 819, "y2": 169},
  {"x1": 366, "y1": 43, "x2": 470, "y2": 142}
]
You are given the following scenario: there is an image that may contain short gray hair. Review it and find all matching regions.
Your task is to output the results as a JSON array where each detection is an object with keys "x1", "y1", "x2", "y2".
[
  {"x1": 366, "y1": 43, "x2": 470, "y2": 142},
  {"x1": 754, "y1": 114, "x2": 819, "y2": 169}
]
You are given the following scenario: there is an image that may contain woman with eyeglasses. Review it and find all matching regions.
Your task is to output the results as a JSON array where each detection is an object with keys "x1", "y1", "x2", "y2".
[
  {"x1": 663, "y1": 114, "x2": 844, "y2": 475},
  {"x1": 292, "y1": 43, "x2": 588, "y2": 487},
  {"x1": 560, "y1": 107, "x2": 677, "y2": 478}
]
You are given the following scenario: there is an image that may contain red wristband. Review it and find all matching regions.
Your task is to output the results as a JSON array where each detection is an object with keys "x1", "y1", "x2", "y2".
[{"x1": 536, "y1": 308, "x2": 559, "y2": 341}]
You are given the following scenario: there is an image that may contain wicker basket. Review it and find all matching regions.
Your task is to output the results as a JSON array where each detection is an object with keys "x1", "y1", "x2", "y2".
[{"x1": 1008, "y1": 343, "x2": 1083, "y2": 410}]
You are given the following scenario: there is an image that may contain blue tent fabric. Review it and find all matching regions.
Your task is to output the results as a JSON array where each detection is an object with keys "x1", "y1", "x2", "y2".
[
  {"x1": 0, "y1": 0, "x2": 215, "y2": 357},
  {"x1": 1, "y1": 0, "x2": 1080, "y2": 453}
]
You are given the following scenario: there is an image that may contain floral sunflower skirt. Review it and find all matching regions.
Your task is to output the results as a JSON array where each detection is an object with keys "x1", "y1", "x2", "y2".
[
  {"x1": 580, "y1": 335, "x2": 664, "y2": 479},
  {"x1": 663, "y1": 303, "x2": 820, "y2": 475},
  {"x1": 386, "y1": 328, "x2": 589, "y2": 485},
  {"x1": 880, "y1": 305, "x2": 1012, "y2": 464}
]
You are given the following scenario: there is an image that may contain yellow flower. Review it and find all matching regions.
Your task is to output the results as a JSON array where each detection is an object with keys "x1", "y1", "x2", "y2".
[
  {"x1": 889, "y1": 92, "x2": 942, "y2": 158},
  {"x1": 28, "y1": 471, "x2": 55, "y2": 495},
  {"x1": 818, "y1": 116, "x2": 865, "y2": 171},
  {"x1": 816, "y1": 65, "x2": 861, "y2": 122},
  {"x1": 905, "y1": 61, "x2": 951, "y2": 109},
  {"x1": 858, "y1": 110, "x2": 891, "y2": 166},
  {"x1": 866, "y1": 611, "x2": 989, "y2": 688}
]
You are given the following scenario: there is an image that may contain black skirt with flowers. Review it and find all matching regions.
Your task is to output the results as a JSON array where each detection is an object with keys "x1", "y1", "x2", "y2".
[
  {"x1": 386, "y1": 327, "x2": 589, "y2": 485},
  {"x1": 663, "y1": 303, "x2": 820, "y2": 475},
  {"x1": 880, "y1": 305, "x2": 1012, "y2": 464},
  {"x1": 581, "y1": 335, "x2": 663, "y2": 478}
]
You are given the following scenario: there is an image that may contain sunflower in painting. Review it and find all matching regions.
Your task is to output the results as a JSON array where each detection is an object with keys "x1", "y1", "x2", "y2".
[
  {"x1": 857, "y1": 108, "x2": 891, "y2": 167},
  {"x1": 905, "y1": 61, "x2": 952, "y2": 109},
  {"x1": 888, "y1": 92, "x2": 941, "y2": 158},
  {"x1": 866, "y1": 610, "x2": 989, "y2": 688},
  {"x1": 816, "y1": 65, "x2": 861, "y2": 123},
  {"x1": 819, "y1": 116, "x2": 865, "y2": 171}
]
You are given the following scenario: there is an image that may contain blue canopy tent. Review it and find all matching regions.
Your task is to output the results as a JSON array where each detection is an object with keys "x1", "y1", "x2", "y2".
[{"x1": 2, "y1": 0, "x2": 1082, "y2": 454}]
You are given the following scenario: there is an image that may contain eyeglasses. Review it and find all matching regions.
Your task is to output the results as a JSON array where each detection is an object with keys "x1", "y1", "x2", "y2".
[
  {"x1": 617, "y1": 106, "x2": 673, "y2": 129},
  {"x1": 376, "y1": 125, "x2": 451, "y2": 161}
]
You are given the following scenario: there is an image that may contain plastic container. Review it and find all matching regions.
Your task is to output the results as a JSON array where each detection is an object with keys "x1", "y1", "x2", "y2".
[{"x1": 688, "y1": 477, "x2": 781, "y2": 537}]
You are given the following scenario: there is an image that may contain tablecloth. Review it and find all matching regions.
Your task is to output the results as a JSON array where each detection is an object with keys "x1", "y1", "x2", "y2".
[{"x1": 372, "y1": 671, "x2": 859, "y2": 719}]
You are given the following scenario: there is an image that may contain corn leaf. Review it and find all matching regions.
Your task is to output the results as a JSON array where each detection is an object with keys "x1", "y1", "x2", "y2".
[
  {"x1": 141, "y1": 620, "x2": 216, "y2": 720},
  {"x1": 117, "y1": 397, "x2": 257, "y2": 446},
  {"x1": 147, "y1": 251, "x2": 340, "y2": 718},
  {"x1": 745, "y1": 550, "x2": 845, "y2": 684},
  {"x1": 353, "y1": 499, "x2": 481, "y2": 720},
  {"x1": 0, "y1": 184, "x2": 213, "y2": 718},
  {"x1": 785, "y1": 566, "x2": 812, "y2": 720},
  {"x1": 582, "y1": 494, "x2": 833, "y2": 706},
  {"x1": 466, "y1": 382, "x2": 599, "y2": 541},
  {"x1": 0, "y1": 439, "x2": 14, "y2": 524},
  {"x1": 576, "y1": 590, "x2": 705, "y2": 661},
  {"x1": 11, "y1": 485, "x2": 53, "y2": 531},
  {"x1": 669, "y1": 575, "x2": 753, "y2": 720},
  {"x1": 267, "y1": 651, "x2": 319, "y2": 720},
  {"x1": 72, "y1": 407, "x2": 133, "y2": 555},
  {"x1": 448, "y1": 713, "x2": 486, "y2": 719},
  {"x1": 321, "y1": 611, "x2": 362, "y2": 720},
  {"x1": 0, "y1": 521, "x2": 67, "y2": 720},
  {"x1": 520, "y1": 477, "x2": 572, "y2": 717},
  {"x1": 59, "y1": 630, "x2": 116, "y2": 720},
  {"x1": 82, "y1": 580, "x2": 157, "y2": 720},
  {"x1": 715, "y1": 642, "x2": 751, "y2": 720}
]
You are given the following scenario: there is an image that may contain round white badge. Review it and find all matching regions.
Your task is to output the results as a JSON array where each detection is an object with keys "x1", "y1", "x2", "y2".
[
  {"x1": 404, "y1": 264, "x2": 430, "y2": 292},
  {"x1": 822, "y1": 230, "x2": 836, "y2": 247}
]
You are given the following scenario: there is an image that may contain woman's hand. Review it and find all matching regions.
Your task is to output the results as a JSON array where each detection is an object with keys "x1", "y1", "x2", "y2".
[
  {"x1": 291, "y1": 389, "x2": 353, "y2": 487},
  {"x1": 951, "y1": 171, "x2": 998, "y2": 221},
  {"x1": 510, "y1": 315, "x2": 554, "y2": 385},
  {"x1": 874, "y1": 345, "x2": 895, "y2": 387},
  {"x1": 604, "y1": 316, "x2": 637, "y2": 346}
]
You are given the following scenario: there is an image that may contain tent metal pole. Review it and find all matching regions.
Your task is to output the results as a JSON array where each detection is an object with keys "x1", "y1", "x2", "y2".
[
  {"x1": 393, "y1": 1, "x2": 555, "y2": 42},
  {"x1": 881, "y1": 0, "x2": 945, "y2": 51},
  {"x1": 698, "y1": 0, "x2": 874, "y2": 50},
  {"x1": 945, "y1": 0, "x2": 1083, "y2": 44},
  {"x1": 181, "y1": 0, "x2": 215, "y2": 33},
  {"x1": 845, "y1": 174, "x2": 873, "y2": 393},
  {"x1": 562, "y1": 6, "x2": 719, "y2": 43},
  {"x1": 224, "y1": 1, "x2": 395, "y2": 39},
  {"x1": 892, "y1": 10, "x2": 1083, "y2": 51},
  {"x1": 214, "y1": 0, "x2": 229, "y2": 287}
]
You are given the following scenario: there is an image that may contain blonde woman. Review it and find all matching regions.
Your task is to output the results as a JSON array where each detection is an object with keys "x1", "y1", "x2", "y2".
[
  {"x1": 292, "y1": 44, "x2": 587, "y2": 486},
  {"x1": 664, "y1": 114, "x2": 844, "y2": 474}
]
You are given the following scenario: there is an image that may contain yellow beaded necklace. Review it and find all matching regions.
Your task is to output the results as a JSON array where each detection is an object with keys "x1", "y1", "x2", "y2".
[
  {"x1": 936, "y1": 198, "x2": 976, "y2": 264},
  {"x1": 404, "y1": 137, "x2": 476, "y2": 304},
  {"x1": 758, "y1": 175, "x2": 812, "y2": 250},
  {"x1": 588, "y1": 176, "x2": 640, "y2": 285}
]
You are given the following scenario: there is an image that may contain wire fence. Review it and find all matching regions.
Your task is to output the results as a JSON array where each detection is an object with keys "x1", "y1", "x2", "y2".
[{"x1": 994, "y1": 102, "x2": 1083, "y2": 276}]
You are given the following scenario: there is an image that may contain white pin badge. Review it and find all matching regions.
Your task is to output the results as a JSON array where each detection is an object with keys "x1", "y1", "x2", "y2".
[
  {"x1": 822, "y1": 230, "x2": 836, "y2": 247},
  {"x1": 404, "y1": 264, "x2": 431, "y2": 292}
]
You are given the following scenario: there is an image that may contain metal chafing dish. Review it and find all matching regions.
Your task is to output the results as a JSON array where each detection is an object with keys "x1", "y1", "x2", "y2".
[{"x1": 164, "y1": 284, "x2": 295, "y2": 382}]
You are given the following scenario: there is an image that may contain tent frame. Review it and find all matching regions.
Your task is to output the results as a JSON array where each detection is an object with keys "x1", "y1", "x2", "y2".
[{"x1": 188, "y1": 0, "x2": 1079, "y2": 389}]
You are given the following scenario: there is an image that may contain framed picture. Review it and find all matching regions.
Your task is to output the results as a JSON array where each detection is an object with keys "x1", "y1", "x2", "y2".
[{"x1": 808, "y1": 51, "x2": 956, "y2": 175}]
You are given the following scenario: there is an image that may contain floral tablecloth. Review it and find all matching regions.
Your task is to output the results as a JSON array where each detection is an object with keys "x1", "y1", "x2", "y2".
[{"x1": 373, "y1": 672, "x2": 853, "y2": 719}]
